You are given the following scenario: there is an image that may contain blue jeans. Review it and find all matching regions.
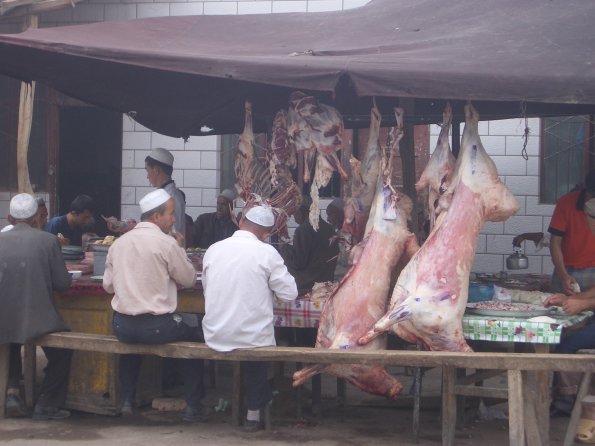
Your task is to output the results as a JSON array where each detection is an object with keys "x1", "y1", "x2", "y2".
[
  {"x1": 112, "y1": 312, "x2": 205, "y2": 409},
  {"x1": 242, "y1": 361, "x2": 272, "y2": 411}
]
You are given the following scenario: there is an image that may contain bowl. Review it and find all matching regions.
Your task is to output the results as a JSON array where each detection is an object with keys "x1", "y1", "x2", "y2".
[{"x1": 69, "y1": 270, "x2": 83, "y2": 280}]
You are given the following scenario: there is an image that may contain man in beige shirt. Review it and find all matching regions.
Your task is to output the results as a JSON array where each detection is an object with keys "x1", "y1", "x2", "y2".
[{"x1": 103, "y1": 189, "x2": 207, "y2": 421}]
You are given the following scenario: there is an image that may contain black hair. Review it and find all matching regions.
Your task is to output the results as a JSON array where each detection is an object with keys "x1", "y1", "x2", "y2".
[
  {"x1": 70, "y1": 194, "x2": 95, "y2": 213},
  {"x1": 145, "y1": 156, "x2": 173, "y2": 177}
]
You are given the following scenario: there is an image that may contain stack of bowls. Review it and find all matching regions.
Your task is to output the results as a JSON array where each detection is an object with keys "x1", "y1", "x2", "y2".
[{"x1": 62, "y1": 245, "x2": 84, "y2": 262}]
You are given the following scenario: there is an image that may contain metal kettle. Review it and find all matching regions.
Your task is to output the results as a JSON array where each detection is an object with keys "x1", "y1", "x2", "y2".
[{"x1": 506, "y1": 247, "x2": 529, "y2": 270}]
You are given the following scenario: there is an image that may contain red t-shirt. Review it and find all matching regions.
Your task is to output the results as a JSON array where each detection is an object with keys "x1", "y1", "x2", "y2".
[{"x1": 548, "y1": 191, "x2": 595, "y2": 269}]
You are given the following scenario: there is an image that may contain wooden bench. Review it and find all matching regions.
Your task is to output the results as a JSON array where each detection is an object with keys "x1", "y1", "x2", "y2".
[{"x1": 3, "y1": 332, "x2": 595, "y2": 445}]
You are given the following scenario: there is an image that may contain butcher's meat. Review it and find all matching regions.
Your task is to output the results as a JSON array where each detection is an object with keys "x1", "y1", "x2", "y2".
[
  {"x1": 234, "y1": 100, "x2": 272, "y2": 200},
  {"x1": 287, "y1": 91, "x2": 349, "y2": 230},
  {"x1": 266, "y1": 109, "x2": 302, "y2": 240},
  {"x1": 415, "y1": 103, "x2": 455, "y2": 229},
  {"x1": 342, "y1": 104, "x2": 382, "y2": 245},
  {"x1": 359, "y1": 103, "x2": 519, "y2": 352},
  {"x1": 268, "y1": 110, "x2": 296, "y2": 188},
  {"x1": 293, "y1": 110, "x2": 418, "y2": 399}
]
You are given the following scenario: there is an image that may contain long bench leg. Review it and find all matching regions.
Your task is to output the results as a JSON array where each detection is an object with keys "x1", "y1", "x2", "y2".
[
  {"x1": 0, "y1": 344, "x2": 9, "y2": 418},
  {"x1": 534, "y1": 344, "x2": 551, "y2": 446},
  {"x1": 522, "y1": 371, "x2": 544, "y2": 446},
  {"x1": 23, "y1": 344, "x2": 36, "y2": 409},
  {"x1": 563, "y1": 371, "x2": 593, "y2": 446},
  {"x1": 508, "y1": 370, "x2": 525, "y2": 446},
  {"x1": 442, "y1": 366, "x2": 457, "y2": 446},
  {"x1": 231, "y1": 362, "x2": 243, "y2": 426}
]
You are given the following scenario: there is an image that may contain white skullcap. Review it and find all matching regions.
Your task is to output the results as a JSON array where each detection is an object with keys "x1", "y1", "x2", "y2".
[
  {"x1": 328, "y1": 198, "x2": 345, "y2": 210},
  {"x1": 586, "y1": 198, "x2": 595, "y2": 219},
  {"x1": 1, "y1": 224, "x2": 14, "y2": 233},
  {"x1": 139, "y1": 189, "x2": 171, "y2": 214},
  {"x1": 10, "y1": 193, "x2": 38, "y2": 219},
  {"x1": 245, "y1": 205, "x2": 275, "y2": 227},
  {"x1": 219, "y1": 188, "x2": 237, "y2": 201},
  {"x1": 148, "y1": 147, "x2": 174, "y2": 167}
]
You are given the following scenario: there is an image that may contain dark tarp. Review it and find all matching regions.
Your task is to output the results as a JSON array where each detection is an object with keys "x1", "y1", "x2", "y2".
[{"x1": 0, "y1": 0, "x2": 594, "y2": 137}]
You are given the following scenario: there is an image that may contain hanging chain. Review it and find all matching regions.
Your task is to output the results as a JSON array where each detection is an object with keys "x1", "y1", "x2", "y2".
[{"x1": 520, "y1": 101, "x2": 530, "y2": 160}]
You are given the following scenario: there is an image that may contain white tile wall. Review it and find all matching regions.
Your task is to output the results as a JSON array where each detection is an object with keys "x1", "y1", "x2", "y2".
[{"x1": 19, "y1": 0, "x2": 555, "y2": 275}]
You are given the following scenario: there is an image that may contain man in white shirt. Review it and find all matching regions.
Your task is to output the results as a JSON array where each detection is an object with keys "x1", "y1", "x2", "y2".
[
  {"x1": 104, "y1": 189, "x2": 207, "y2": 421},
  {"x1": 202, "y1": 205, "x2": 298, "y2": 431}
]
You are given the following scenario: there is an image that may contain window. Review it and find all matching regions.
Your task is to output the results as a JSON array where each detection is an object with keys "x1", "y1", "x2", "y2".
[{"x1": 540, "y1": 115, "x2": 593, "y2": 203}]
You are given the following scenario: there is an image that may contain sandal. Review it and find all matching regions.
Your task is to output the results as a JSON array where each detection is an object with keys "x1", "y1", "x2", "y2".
[{"x1": 577, "y1": 418, "x2": 595, "y2": 443}]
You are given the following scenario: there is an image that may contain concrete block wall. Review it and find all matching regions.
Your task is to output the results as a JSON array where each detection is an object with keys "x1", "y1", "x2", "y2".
[{"x1": 429, "y1": 117, "x2": 555, "y2": 276}]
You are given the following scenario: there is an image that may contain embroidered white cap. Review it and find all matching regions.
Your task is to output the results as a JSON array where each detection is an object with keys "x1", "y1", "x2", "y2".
[
  {"x1": 148, "y1": 147, "x2": 174, "y2": 167},
  {"x1": 139, "y1": 189, "x2": 171, "y2": 214},
  {"x1": 245, "y1": 205, "x2": 275, "y2": 227},
  {"x1": 9, "y1": 193, "x2": 38, "y2": 219}
]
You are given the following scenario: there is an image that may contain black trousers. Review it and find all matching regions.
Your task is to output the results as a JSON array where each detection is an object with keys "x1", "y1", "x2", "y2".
[
  {"x1": 8, "y1": 343, "x2": 22, "y2": 388},
  {"x1": 9, "y1": 343, "x2": 72, "y2": 408},
  {"x1": 112, "y1": 312, "x2": 205, "y2": 409},
  {"x1": 242, "y1": 361, "x2": 272, "y2": 411}
]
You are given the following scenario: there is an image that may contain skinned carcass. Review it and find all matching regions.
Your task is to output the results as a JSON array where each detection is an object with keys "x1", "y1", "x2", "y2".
[
  {"x1": 233, "y1": 100, "x2": 272, "y2": 200},
  {"x1": 359, "y1": 103, "x2": 519, "y2": 352},
  {"x1": 292, "y1": 109, "x2": 418, "y2": 399},
  {"x1": 342, "y1": 104, "x2": 383, "y2": 246},
  {"x1": 287, "y1": 91, "x2": 348, "y2": 230},
  {"x1": 415, "y1": 103, "x2": 456, "y2": 229}
]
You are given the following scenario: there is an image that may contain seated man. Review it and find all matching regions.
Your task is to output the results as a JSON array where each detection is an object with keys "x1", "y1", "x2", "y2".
[
  {"x1": 103, "y1": 189, "x2": 207, "y2": 420},
  {"x1": 280, "y1": 196, "x2": 339, "y2": 292},
  {"x1": 45, "y1": 194, "x2": 95, "y2": 246},
  {"x1": 0, "y1": 193, "x2": 73, "y2": 420},
  {"x1": 545, "y1": 198, "x2": 595, "y2": 436},
  {"x1": 202, "y1": 205, "x2": 298, "y2": 431},
  {"x1": 193, "y1": 188, "x2": 238, "y2": 249}
]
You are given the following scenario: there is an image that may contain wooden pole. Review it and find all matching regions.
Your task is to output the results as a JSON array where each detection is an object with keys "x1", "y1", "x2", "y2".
[{"x1": 16, "y1": 13, "x2": 38, "y2": 193}]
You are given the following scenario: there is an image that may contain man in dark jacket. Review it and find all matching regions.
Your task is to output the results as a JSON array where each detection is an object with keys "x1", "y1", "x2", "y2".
[
  {"x1": 192, "y1": 189, "x2": 238, "y2": 249},
  {"x1": 280, "y1": 196, "x2": 339, "y2": 293},
  {"x1": 0, "y1": 193, "x2": 73, "y2": 420}
]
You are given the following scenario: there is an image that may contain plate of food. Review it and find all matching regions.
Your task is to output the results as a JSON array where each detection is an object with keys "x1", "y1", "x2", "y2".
[{"x1": 465, "y1": 301, "x2": 554, "y2": 317}]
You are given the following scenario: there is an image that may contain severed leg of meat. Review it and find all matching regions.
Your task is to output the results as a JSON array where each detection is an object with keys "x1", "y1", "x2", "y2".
[
  {"x1": 342, "y1": 103, "x2": 382, "y2": 245},
  {"x1": 293, "y1": 112, "x2": 417, "y2": 400},
  {"x1": 359, "y1": 103, "x2": 519, "y2": 352},
  {"x1": 415, "y1": 103, "x2": 455, "y2": 229}
]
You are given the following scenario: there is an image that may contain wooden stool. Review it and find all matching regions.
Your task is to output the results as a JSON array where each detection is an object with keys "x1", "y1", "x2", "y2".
[{"x1": 563, "y1": 349, "x2": 595, "y2": 446}]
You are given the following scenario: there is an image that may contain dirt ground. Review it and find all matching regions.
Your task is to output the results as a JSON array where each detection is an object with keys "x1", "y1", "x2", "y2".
[{"x1": 0, "y1": 363, "x2": 575, "y2": 446}]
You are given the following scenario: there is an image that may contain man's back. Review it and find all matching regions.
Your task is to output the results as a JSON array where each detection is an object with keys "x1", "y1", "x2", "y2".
[
  {"x1": 202, "y1": 230, "x2": 297, "y2": 351},
  {"x1": 0, "y1": 224, "x2": 71, "y2": 343},
  {"x1": 105, "y1": 222, "x2": 195, "y2": 316}
]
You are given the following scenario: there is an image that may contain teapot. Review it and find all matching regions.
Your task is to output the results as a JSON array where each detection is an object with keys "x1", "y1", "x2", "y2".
[{"x1": 506, "y1": 247, "x2": 528, "y2": 270}]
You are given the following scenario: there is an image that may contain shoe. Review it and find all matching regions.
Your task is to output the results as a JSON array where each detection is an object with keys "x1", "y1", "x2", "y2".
[
  {"x1": 550, "y1": 397, "x2": 574, "y2": 417},
  {"x1": 243, "y1": 419, "x2": 264, "y2": 432},
  {"x1": 6, "y1": 394, "x2": 27, "y2": 418},
  {"x1": 120, "y1": 401, "x2": 138, "y2": 417},
  {"x1": 182, "y1": 405, "x2": 209, "y2": 422},
  {"x1": 32, "y1": 405, "x2": 70, "y2": 420}
]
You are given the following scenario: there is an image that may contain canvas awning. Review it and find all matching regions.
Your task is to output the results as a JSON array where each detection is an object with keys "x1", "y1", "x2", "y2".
[{"x1": 0, "y1": 0, "x2": 594, "y2": 137}]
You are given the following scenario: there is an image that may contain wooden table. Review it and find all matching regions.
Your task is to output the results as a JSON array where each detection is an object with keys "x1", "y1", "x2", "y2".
[{"x1": 52, "y1": 275, "x2": 204, "y2": 415}]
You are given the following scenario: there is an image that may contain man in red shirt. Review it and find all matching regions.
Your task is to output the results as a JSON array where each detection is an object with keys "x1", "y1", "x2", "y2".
[{"x1": 548, "y1": 170, "x2": 595, "y2": 295}]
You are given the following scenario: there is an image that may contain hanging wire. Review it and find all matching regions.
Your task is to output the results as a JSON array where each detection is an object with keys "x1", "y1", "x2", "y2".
[{"x1": 520, "y1": 101, "x2": 530, "y2": 160}]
